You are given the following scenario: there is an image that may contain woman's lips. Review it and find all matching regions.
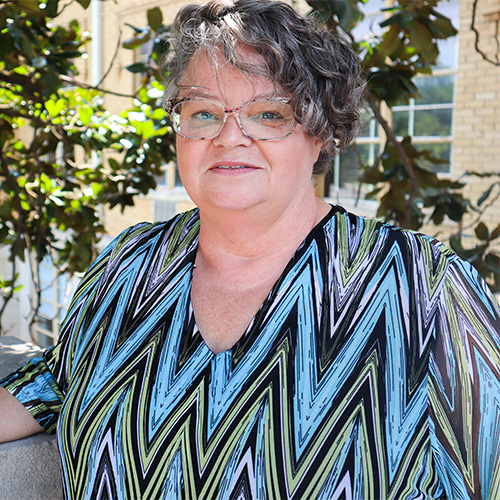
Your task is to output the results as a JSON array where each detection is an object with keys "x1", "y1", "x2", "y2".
[
  {"x1": 209, "y1": 162, "x2": 259, "y2": 172},
  {"x1": 213, "y1": 165, "x2": 250, "y2": 169}
]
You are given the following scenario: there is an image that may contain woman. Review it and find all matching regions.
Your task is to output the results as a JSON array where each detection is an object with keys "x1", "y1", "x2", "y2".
[{"x1": 1, "y1": 0, "x2": 499, "y2": 498}]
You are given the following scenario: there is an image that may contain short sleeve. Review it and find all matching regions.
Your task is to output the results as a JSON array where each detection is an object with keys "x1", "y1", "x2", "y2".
[
  {"x1": 429, "y1": 253, "x2": 500, "y2": 499},
  {"x1": 0, "y1": 234, "x2": 120, "y2": 434}
]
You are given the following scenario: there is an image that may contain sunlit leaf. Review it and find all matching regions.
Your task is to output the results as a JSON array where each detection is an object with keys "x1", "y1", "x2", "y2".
[
  {"x1": 123, "y1": 31, "x2": 151, "y2": 50},
  {"x1": 79, "y1": 107, "x2": 93, "y2": 126}
]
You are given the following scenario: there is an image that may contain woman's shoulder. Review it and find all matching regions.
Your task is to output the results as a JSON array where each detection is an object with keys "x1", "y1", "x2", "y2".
[
  {"x1": 329, "y1": 206, "x2": 499, "y2": 305},
  {"x1": 116, "y1": 208, "x2": 199, "y2": 243},
  {"x1": 109, "y1": 208, "x2": 200, "y2": 255},
  {"x1": 325, "y1": 204, "x2": 463, "y2": 284}
]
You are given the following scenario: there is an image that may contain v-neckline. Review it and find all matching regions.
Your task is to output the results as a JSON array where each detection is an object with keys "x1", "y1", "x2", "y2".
[{"x1": 183, "y1": 205, "x2": 342, "y2": 360}]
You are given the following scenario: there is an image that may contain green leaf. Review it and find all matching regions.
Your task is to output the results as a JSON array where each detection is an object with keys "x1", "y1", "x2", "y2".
[
  {"x1": 380, "y1": 10, "x2": 414, "y2": 30},
  {"x1": 408, "y1": 20, "x2": 438, "y2": 63},
  {"x1": 477, "y1": 184, "x2": 495, "y2": 206},
  {"x1": 20, "y1": 200, "x2": 31, "y2": 211},
  {"x1": 17, "y1": 0, "x2": 41, "y2": 11},
  {"x1": 0, "y1": 33, "x2": 14, "y2": 61},
  {"x1": 108, "y1": 158, "x2": 121, "y2": 171},
  {"x1": 306, "y1": 0, "x2": 363, "y2": 31},
  {"x1": 429, "y1": 10, "x2": 458, "y2": 38},
  {"x1": 125, "y1": 62, "x2": 149, "y2": 74},
  {"x1": 79, "y1": 107, "x2": 93, "y2": 126},
  {"x1": 475, "y1": 222, "x2": 489, "y2": 241},
  {"x1": 377, "y1": 25, "x2": 402, "y2": 59},
  {"x1": 76, "y1": 0, "x2": 92, "y2": 8},
  {"x1": 449, "y1": 234, "x2": 464, "y2": 255},
  {"x1": 125, "y1": 23, "x2": 147, "y2": 34},
  {"x1": 444, "y1": 200, "x2": 465, "y2": 222},
  {"x1": 42, "y1": 68, "x2": 61, "y2": 98},
  {"x1": 147, "y1": 7, "x2": 163, "y2": 32},
  {"x1": 490, "y1": 224, "x2": 500, "y2": 241},
  {"x1": 485, "y1": 254, "x2": 500, "y2": 274},
  {"x1": 123, "y1": 31, "x2": 151, "y2": 50},
  {"x1": 431, "y1": 205, "x2": 445, "y2": 225},
  {"x1": 43, "y1": 0, "x2": 59, "y2": 17},
  {"x1": 45, "y1": 98, "x2": 66, "y2": 118}
]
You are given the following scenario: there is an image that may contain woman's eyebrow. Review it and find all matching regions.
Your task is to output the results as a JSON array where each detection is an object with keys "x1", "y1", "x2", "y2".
[
  {"x1": 178, "y1": 86, "x2": 212, "y2": 98},
  {"x1": 177, "y1": 87, "x2": 284, "y2": 101}
]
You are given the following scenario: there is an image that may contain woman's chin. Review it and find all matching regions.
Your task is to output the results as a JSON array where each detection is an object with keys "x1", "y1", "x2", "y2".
[{"x1": 195, "y1": 191, "x2": 267, "y2": 213}]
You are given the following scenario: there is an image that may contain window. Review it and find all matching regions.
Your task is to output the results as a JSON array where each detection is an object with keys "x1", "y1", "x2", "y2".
[
  {"x1": 393, "y1": 73, "x2": 456, "y2": 174},
  {"x1": 329, "y1": 108, "x2": 380, "y2": 202},
  {"x1": 328, "y1": 0, "x2": 460, "y2": 201},
  {"x1": 32, "y1": 256, "x2": 80, "y2": 347},
  {"x1": 390, "y1": 0, "x2": 459, "y2": 174},
  {"x1": 328, "y1": 0, "x2": 385, "y2": 202}
]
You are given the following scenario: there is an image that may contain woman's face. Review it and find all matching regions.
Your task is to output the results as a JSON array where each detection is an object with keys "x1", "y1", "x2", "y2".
[{"x1": 175, "y1": 49, "x2": 323, "y2": 216}]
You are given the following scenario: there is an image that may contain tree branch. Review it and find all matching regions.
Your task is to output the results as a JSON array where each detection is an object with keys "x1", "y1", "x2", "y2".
[
  {"x1": 365, "y1": 89, "x2": 420, "y2": 228},
  {"x1": 59, "y1": 74, "x2": 137, "y2": 99},
  {"x1": 94, "y1": 29, "x2": 123, "y2": 89},
  {"x1": 0, "y1": 71, "x2": 42, "y2": 97},
  {"x1": 471, "y1": 0, "x2": 500, "y2": 66}
]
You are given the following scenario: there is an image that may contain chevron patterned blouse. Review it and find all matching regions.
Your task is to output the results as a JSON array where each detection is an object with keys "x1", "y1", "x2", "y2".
[{"x1": 2, "y1": 206, "x2": 499, "y2": 499}]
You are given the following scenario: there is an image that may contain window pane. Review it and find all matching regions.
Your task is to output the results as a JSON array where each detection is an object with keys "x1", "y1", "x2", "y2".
[
  {"x1": 415, "y1": 143, "x2": 451, "y2": 174},
  {"x1": 39, "y1": 261, "x2": 53, "y2": 284},
  {"x1": 352, "y1": 0, "x2": 386, "y2": 40},
  {"x1": 435, "y1": 0, "x2": 459, "y2": 69},
  {"x1": 36, "y1": 315, "x2": 53, "y2": 332},
  {"x1": 39, "y1": 299, "x2": 53, "y2": 318},
  {"x1": 414, "y1": 108, "x2": 453, "y2": 137},
  {"x1": 415, "y1": 75, "x2": 455, "y2": 105},
  {"x1": 57, "y1": 274, "x2": 68, "y2": 303},
  {"x1": 59, "y1": 306, "x2": 68, "y2": 323},
  {"x1": 436, "y1": 36, "x2": 459, "y2": 69},
  {"x1": 393, "y1": 110, "x2": 409, "y2": 136},
  {"x1": 36, "y1": 330, "x2": 55, "y2": 349},
  {"x1": 339, "y1": 144, "x2": 373, "y2": 185},
  {"x1": 358, "y1": 110, "x2": 378, "y2": 138},
  {"x1": 35, "y1": 255, "x2": 76, "y2": 346}
]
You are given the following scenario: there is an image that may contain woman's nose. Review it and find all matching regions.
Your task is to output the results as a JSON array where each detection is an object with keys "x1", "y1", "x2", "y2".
[{"x1": 213, "y1": 114, "x2": 252, "y2": 147}]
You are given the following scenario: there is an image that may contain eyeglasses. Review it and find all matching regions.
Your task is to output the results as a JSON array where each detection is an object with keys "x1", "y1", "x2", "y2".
[{"x1": 165, "y1": 97, "x2": 296, "y2": 141}]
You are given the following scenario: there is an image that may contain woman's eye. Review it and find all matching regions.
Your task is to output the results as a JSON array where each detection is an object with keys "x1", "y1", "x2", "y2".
[
  {"x1": 192, "y1": 111, "x2": 217, "y2": 121},
  {"x1": 258, "y1": 111, "x2": 283, "y2": 121}
]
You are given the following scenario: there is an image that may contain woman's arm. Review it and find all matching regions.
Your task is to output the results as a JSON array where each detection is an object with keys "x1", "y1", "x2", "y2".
[
  {"x1": 0, "y1": 386, "x2": 43, "y2": 443},
  {"x1": 430, "y1": 257, "x2": 500, "y2": 499}
]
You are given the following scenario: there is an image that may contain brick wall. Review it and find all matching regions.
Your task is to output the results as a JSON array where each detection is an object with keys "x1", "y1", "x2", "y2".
[{"x1": 454, "y1": 0, "x2": 500, "y2": 229}]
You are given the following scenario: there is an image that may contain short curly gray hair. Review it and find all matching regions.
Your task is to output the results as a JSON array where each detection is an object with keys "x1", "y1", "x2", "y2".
[{"x1": 163, "y1": 0, "x2": 365, "y2": 175}]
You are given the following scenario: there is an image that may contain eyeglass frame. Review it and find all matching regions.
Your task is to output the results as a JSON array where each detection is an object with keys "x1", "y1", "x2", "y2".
[{"x1": 164, "y1": 96, "x2": 297, "y2": 141}]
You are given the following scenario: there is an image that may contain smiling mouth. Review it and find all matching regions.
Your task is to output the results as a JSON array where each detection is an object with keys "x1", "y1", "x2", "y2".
[{"x1": 214, "y1": 165, "x2": 251, "y2": 170}]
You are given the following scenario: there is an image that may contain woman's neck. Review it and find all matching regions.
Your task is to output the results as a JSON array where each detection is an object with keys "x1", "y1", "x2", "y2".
[
  {"x1": 196, "y1": 197, "x2": 331, "y2": 269},
  {"x1": 190, "y1": 197, "x2": 331, "y2": 354}
]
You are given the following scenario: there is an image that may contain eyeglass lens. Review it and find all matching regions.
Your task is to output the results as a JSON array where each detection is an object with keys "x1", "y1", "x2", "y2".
[{"x1": 171, "y1": 99, "x2": 295, "y2": 140}]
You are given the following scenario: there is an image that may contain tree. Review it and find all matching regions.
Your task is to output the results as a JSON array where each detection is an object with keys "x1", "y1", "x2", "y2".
[
  {"x1": 0, "y1": 0, "x2": 175, "y2": 330},
  {"x1": 0, "y1": 0, "x2": 498, "y2": 340},
  {"x1": 305, "y1": 0, "x2": 500, "y2": 292}
]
